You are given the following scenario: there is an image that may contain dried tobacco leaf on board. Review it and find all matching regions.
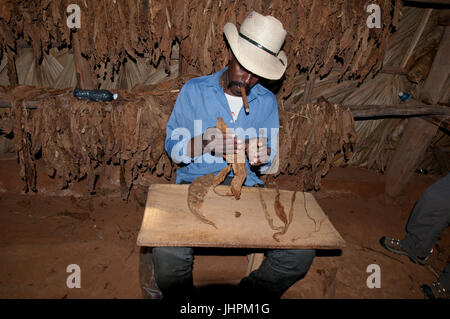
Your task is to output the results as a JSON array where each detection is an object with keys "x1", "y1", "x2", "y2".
[
  {"x1": 213, "y1": 117, "x2": 247, "y2": 200},
  {"x1": 258, "y1": 188, "x2": 283, "y2": 232},
  {"x1": 187, "y1": 173, "x2": 217, "y2": 229},
  {"x1": 272, "y1": 187, "x2": 297, "y2": 242},
  {"x1": 212, "y1": 163, "x2": 232, "y2": 196},
  {"x1": 259, "y1": 183, "x2": 297, "y2": 242}
]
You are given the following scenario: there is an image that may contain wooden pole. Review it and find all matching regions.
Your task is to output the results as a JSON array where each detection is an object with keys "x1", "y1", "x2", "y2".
[
  {"x1": 72, "y1": 31, "x2": 95, "y2": 90},
  {"x1": 403, "y1": 0, "x2": 450, "y2": 5},
  {"x1": 400, "y1": 8, "x2": 432, "y2": 69},
  {"x1": 348, "y1": 103, "x2": 450, "y2": 118},
  {"x1": 385, "y1": 26, "x2": 450, "y2": 197},
  {"x1": 2, "y1": 99, "x2": 448, "y2": 118},
  {"x1": 6, "y1": 48, "x2": 18, "y2": 86}
]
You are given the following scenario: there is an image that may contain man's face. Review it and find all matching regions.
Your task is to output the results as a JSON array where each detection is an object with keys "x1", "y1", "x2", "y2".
[{"x1": 225, "y1": 50, "x2": 260, "y2": 97}]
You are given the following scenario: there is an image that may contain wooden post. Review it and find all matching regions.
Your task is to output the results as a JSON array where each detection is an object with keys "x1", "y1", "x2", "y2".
[
  {"x1": 6, "y1": 48, "x2": 18, "y2": 86},
  {"x1": 72, "y1": 31, "x2": 95, "y2": 89},
  {"x1": 385, "y1": 26, "x2": 450, "y2": 197},
  {"x1": 385, "y1": 117, "x2": 438, "y2": 196}
]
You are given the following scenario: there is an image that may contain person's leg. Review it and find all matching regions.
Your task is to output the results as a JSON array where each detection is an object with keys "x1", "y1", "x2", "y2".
[
  {"x1": 238, "y1": 249, "x2": 315, "y2": 299},
  {"x1": 139, "y1": 247, "x2": 163, "y2": 299},
  {"x1": 401, "y1": 173, "x2": 450, "y2": 258},
  {"x1": 152, "y1": 246, "x2": 196, "y2": 300},
  {"x1": 150, "y1": 177, "x2": 235, "y2": 300},
  {"x1": 149, "y1": 179, "x2": 197, "y2": 300}
]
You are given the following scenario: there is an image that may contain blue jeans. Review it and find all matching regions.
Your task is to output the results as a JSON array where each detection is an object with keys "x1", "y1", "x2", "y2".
[
  {"x1": 152, "y1": 246, "x2": 315, "y2": 299},
  {"x1": 152, "y1": 177, "x2": 315, "y2": 299}
]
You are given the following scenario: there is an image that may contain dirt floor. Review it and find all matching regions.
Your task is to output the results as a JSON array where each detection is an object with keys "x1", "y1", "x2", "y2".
[{"x1": 0, "y1": 154, "x2": 448, "y2": 299}]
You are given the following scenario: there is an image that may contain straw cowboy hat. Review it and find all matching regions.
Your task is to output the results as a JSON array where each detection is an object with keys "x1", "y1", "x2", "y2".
[{"x1": 223, "y1": 11, "x2": 287, "y2": 80}]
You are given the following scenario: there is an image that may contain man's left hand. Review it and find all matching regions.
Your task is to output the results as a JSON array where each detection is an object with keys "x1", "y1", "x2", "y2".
[{"x1": 246, "y1": 137, "x2": 271, "y2": 166}]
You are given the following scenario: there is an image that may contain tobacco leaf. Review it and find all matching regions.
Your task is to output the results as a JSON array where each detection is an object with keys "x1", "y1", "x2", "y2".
[
  {"x1": 3, "y1": 84, "x2": 354, "y2": 198},
  {"x1": 276, "y1": 98, "x2": 356, "y2": 191},
  {"x1": 272, "y1": 184, "x2": 297, "y2": 242},
  {"x1": 212, "y1": 164, "x2": 232, "y2": 196},
  {"x1": 258, "y1": 188, "x2": 283, "y2": 232},
  {"x1": 230, "y1": 154, "x2": 246, "y2": 200},
  {"x1": 213, "y1": 117, "x2": 246, "y2": 200},
  {"x1": 0, "y1": 0, "x2": 395, "y2": 98},
  {"x1": 187, "y1": 173, "x2": 217, "y2": 229}
]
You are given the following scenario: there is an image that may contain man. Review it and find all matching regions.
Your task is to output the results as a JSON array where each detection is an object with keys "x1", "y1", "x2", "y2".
[
  {"x1": 380, "y1": 172, "x2": 450, "y2": 299},
  {"x1": 150, "y1": 12, "x2": 315, "y2": 299}
]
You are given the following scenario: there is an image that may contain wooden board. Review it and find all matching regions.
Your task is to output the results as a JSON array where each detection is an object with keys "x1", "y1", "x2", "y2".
[{"x1": 137, "y1": 184, "x2": 345, "y2": 249}]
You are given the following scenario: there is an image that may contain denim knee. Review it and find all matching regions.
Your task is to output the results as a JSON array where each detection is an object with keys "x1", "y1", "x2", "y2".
[
  {"x1": 152, "y1": 247, "x2": 194, "y2": 277},
  {"x1": 266, "y1": 249, "x2": 315, "y2": 276}
]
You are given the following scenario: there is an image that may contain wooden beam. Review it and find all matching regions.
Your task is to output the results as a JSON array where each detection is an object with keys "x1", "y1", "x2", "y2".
[
  {"x1": 404, "y1": 0, "x2": 450, "y2": 5},
  {"x1": 385, "y1": 26, "x2": 450, "y2": 197},
  {"x1": 2, "y1": 97, "x2": 449, "y2": 122},
  {"x1": 349, "y1": 104, "x2": 450, "y2": 118}
]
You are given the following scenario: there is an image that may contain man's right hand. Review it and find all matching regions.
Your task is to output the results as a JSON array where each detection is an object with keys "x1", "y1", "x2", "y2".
[
  {"x1": 202, "y1": 127, "x2": 244, "y2": 157},
  {"x1": 186, "y1": 127, "x2": 244, "y2": 158}
]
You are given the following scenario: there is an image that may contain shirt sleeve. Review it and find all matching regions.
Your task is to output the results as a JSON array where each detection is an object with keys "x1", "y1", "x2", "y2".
[
  {"x1": 165, "y1": 82, "x2": 196, "y2": 164},
  {"x1": 259, "y1": 95, "x2": 280, "y2": 174}
]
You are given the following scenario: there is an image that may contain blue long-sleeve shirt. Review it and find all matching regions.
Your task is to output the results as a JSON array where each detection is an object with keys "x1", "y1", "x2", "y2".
[{"x1": 165, "y1": 68, "x2": 279, "y2": 186}]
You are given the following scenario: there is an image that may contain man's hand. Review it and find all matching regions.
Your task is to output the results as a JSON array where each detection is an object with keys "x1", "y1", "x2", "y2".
[
  {"x1": 203, "y1": 127, "x2": 244, "y2": 157},
  {"x1": 246, "y1": 137, "x2": 270, "y2": 166}
]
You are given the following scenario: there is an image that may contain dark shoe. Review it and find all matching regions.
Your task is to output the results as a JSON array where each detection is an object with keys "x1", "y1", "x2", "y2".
[
  {"x1": 421, "y1": 281, "x2": 450, "y2": 299},
  {"x1": 379, "y1": 236, "x2": 430, "y2": 266}
]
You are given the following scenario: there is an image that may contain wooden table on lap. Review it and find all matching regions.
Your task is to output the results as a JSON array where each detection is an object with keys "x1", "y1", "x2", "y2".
[{"x1": 137, "y1": 184, "x2": 345, "y2": 275}]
